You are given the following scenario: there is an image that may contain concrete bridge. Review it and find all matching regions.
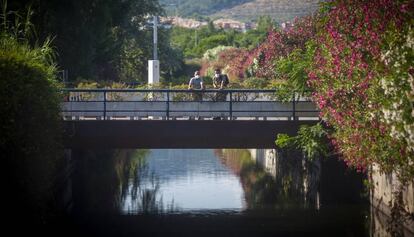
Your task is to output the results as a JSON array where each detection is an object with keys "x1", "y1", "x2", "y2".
[{"x1": 61, "y1": 89, "x2": 319, "y2": 148}]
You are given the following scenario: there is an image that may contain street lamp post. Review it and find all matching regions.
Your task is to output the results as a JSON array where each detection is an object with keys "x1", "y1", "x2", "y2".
[
  {"x1": 148, "y1": 16, "x2": 159, "y2": 85},
  {"x1": 153, "y1": 15, "x2": 158, "y2": 61}
]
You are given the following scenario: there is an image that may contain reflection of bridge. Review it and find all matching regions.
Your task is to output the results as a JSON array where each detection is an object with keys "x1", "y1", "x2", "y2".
[{"x1": 61, "y1": 89, "x2": 319, "y2": 148}]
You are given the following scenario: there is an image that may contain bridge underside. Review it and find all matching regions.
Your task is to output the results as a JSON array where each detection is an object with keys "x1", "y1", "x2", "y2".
[{"x1": 63, "y1": 120, "x2": 318, "y2": 149}]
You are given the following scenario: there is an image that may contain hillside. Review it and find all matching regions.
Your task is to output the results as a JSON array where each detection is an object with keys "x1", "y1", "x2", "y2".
[
  {"x1": 211, "y1": 0, "x2": 323, "y2": 23},
  {"x1": 160, "y1": 0, "x2": 324, "y2": 23},
  {"x1": 159, "y1": 0, "x2": 253, "y2": 18}
]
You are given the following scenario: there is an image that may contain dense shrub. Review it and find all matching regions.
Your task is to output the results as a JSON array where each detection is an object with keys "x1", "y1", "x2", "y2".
[
  {"x1": 0, "y1": 30, "x2": 63, "y2": 222},
  {"x1": 307, "y1": 0, "x2": 414, "y2": 181}
]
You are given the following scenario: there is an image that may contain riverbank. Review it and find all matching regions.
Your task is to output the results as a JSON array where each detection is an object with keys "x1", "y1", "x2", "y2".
[
  {"x1": 370, "y1": 164, "x2": 414, "y2": 235},
  {"x1": 247, "y1": 148, "x2": 414, "y2": 236}
]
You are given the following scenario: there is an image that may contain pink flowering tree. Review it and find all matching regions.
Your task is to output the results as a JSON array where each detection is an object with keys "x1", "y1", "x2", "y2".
[
  {"x1": 246, "y1": 16, "x2": 317, "y2": 80},
  {"x1": 203, "y1": 16, "x2": 318, "y2": 86},
  {"x1": 307, "y1": 0, "x2": 414, "y2": 182},
  {"x1": 200, "y1": 47, "x2": 250, "y2": 84}
]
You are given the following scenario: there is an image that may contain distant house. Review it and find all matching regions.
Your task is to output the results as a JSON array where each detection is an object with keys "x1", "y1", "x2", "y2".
[
  {"x1": 281, "y1": 21, "x2": 294, "y2": 30},
  {"x1": 160, "y1": 16, "x2": 257, "y2": 31},
  {"x1": 213, "y1": 18, "x2": 256, "y2": 32},
  {"x1": 160, "y1": 16, "x2": 207, "y2": 29}
]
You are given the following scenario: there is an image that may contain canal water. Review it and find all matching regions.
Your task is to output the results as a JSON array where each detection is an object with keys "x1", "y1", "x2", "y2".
[{"x1": 69, "y1": 149, "x2": 370, "y2": 236}]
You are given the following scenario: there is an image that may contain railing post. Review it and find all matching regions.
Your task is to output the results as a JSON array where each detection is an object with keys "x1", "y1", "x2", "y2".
[
  {"x1": 103, "y1": 91, "x2": 107, "y2": 120},
  {"x1": 166, "y1": 91, "x2": 170, "y2": 120},
  {"x1": 292, "y1": 92, "x2": 296, "y2": 121},
  {"x1": 229, "y1": 91, "x2": 233, "y2": 120}
]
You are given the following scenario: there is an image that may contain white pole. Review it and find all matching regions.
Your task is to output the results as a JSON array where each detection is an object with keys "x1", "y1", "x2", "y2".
[
  {"x1": 153, "y1": 15, "x2": 158, "y2": 60},
  {"x1": 148, "y1": 15, "x2": 160, "y2": 85}
]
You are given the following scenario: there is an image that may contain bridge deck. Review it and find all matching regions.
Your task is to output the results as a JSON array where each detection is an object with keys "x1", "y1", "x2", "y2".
[
  {"x1": 61, "y1": 89, "x2": 320, "y2": 149},
  {"x1": 61, "y1": 89, "x2": 318, "y2": 121}
]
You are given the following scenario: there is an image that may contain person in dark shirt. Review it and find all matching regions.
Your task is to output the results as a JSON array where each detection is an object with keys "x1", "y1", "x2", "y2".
[
  {"x1": 212, "y1": 69, "x2": 229, "y2": 120},
  {"x1": 212, "y1": 68, "x2": 229, "y2": 91},
  {"x1": 188, "y1": 70, "x2": 204, "y2": 101}
]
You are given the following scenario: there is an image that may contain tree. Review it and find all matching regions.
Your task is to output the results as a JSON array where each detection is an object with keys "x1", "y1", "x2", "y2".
[
  {"x1": 0, "y1": 3, "x2": 63, "y2": 223},
  {"x1": 7, "y1": 0, "x2": 183, "y2": 83},
  {"x1": 256, "y1": 15, "x2": 274, "y2": 33}
]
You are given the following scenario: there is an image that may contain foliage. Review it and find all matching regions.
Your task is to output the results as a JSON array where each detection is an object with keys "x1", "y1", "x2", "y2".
[
  {"x1": 241, "y1": 77, "x2": 269, "y2": 88},
  {"x1": 379, "y1": 23, "x2": 414, "y2": 159},
  {"x1": 249, "y1": 15, "x2": 317, "y2": 79},
  {"x1": 171, "y1": 26, "x2": 234, "y2": 58},
  {"x1": 195, "y1": 34, "x2": 229, "y2": 55},
  {"x1": 274, "y1": 40, "x2": 316, "y2": 97},
  {"x1": 203, "y1": 45, "x2": 233, "y2": 61},
  {"x1": 0, "y1": 3, "x2": 63, "y2": 222},
  {"x1": 169, "y1": 16, "x2": 274, "y2": 83},
  {"x1": 221, "y1": 47, "x2": 251, "y2": 80},
  {"x1": 8, "y1": 0, "x2": 184, "y2": 83},
  {"x1": 203, "y1": 15, "x2": 317, "y2": 85},
  {"x1": 256, "y1": 16, "x2": 275, "y2": 32},
  {"x1": 275, "y1": 123, "x2": 329, "y2": 160},
  {"x1": 201, "y1": 46, "x2": 250, "y2": 81},
  {"x1": 307, "y1": 0, "x2": 414, "y2": 181},
  {"x1": 163, "y1": 58, "x2": 202, "y2": 85},
  {"x1": 170, "y1": 16, "x2": 272, "y2": 60},
  {"x1": 76, "y1": 81, "x2": 99, "y2": 89},
  {"x1": 249, "y1": 0, "x2": 414, "y2": 182}
]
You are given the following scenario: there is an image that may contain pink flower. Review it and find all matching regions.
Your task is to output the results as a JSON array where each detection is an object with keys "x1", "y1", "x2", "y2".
[{"x1": 400, "y1": 4, "x2": 409, "y2": 13}]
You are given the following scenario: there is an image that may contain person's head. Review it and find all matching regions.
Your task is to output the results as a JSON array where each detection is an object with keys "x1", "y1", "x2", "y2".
[
  {"x1": 214, "y1": 68, "x2": 221, "y2": 77},
  {"x1": 194, "y1": 70, "x2": 200, "y2": 77}
]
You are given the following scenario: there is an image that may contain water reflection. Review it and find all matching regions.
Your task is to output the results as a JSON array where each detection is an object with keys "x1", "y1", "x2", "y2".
[
  {"x1": 121, "y1": 164, "x2": 165, "y2": 214},
  {"x1": 71, "y1": 148, "x2": 371, "y2": 236},
  {"x1": 220, "y1": 150, "x2": 333, "y2": 211},
  {"x1": 71, "y1": 149, "x2": 145, "y2": 214},
  {"x1": 122, "y1": 149, "x2": 245, "y2": 213}
]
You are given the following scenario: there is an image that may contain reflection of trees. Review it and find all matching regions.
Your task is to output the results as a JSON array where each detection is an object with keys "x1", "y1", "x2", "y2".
[
  {"x1": 123, "y1": 163, "x2": 165, "y2": 214},
  {"x1": 273, "y1": 149, "x2": 321, "y2": 208},
  {"x1": 216, "y1": 149, "x2": 284, "y2": 209},
  {"x1": 119, "y1": 150, "x2": 148, "y2": 203},
  {"x1": 72, "y1": 149, "x2": 178, "y2": 215},
  {"x1": 121, "y1": 151, "x2": 179, "y2": 214},
  {"x1": 217, "y1": 149, "x2": 320, "y2": 210},
  {"x1": 72, "y1": 149, "x2": 150, "y2": 214}
]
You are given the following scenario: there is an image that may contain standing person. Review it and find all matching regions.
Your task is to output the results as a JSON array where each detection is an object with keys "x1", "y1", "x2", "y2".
[
  {"x1": 212, "y1": 68, "x2": 229, "y2": 92},
  {"x1": 188, "y1": 70, "x2": 204, "y2": 101},
  {"x1": 213, "y1": 68, "x2": 229, "y2": 101},
  {"x1": 212, "y1": 68, "x2": 229, "y2": 120},
  {"x1": 188, "y1": 71, "x2": 204, "y2": 120}
]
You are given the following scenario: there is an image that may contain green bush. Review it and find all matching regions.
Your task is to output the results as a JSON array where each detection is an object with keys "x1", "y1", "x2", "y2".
[
  {"x1": 275, "y1": 123, "x2": 329, "y2": 160},
  {"x1": 0, "y1": 33, "x2": 63, "y2": 222},
  {"x1": 195, "y1": 34, "x2": 229, "y2": 56}
]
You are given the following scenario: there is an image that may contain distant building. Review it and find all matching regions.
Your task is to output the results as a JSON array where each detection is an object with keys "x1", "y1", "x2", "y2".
[
  {"x1": 281, "y1": 21, "x2": 294, "y2": 30},
  {"x1": 160, "y1": 16, "x2": 207, "y2": 29},
  {"x1": 160, "y1": 16, "x2": 257, "y2": 31},
  {"x1": 213, "y1": 18, "x2": 256, "y2": 32}
]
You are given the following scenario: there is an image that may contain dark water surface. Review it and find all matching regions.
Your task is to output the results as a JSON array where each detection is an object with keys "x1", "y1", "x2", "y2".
[{"x1": 67, "y1": 149, "x2": 370, "y2": 237}]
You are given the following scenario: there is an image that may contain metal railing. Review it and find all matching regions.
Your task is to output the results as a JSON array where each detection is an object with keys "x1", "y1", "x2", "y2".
[{"x1": 60, "y1": 88, "x2": 319, "y2": 120}]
